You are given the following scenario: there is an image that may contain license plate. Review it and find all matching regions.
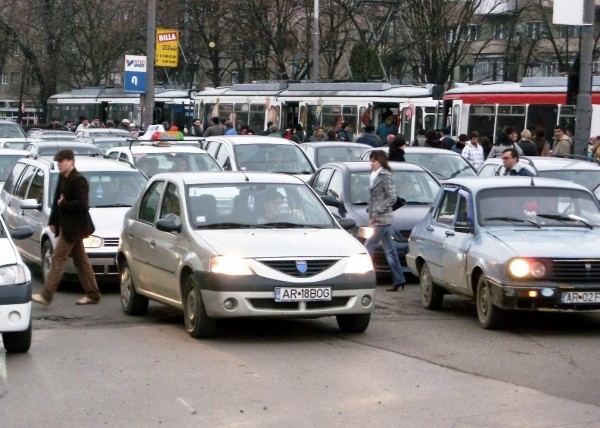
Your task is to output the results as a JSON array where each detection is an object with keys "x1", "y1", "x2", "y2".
[
  {"x1": 561, "y1": 291, "x2": 600, "y2": 304},
  {"x1": 274, "y1": 287, "x2": 332, "y2": 302}
]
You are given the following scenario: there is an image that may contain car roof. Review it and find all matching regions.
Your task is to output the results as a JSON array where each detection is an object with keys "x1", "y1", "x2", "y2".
[
  {"x1": 301, "y1": 142, "x2": 372, "y2": 149},
  {"x1": 19, "y1": 155, "x2": 140, "y2": 173},
  {"x1": 151, "y1": 171, "x2": 305, "y2": 185},
  {"x1": 319, "y1": 160, "x2": 432, "y2": 173},
  {"x1": 445, "y1": 176, "x2": 592, "y2": 192},
  {"x1": 205, "y1": 135, "x2": 300, "y2": 146},
  {"x1": 482, "y1": 156, "x2": 600, "y2": 170},
  {"x1": 110, "y1": 145, "x2": 208, "y2": 154},
  {"x1": 27, "y1": 140, "x2": 97, "y2": 147},
  {"x1": 0, "y1": 148, "x2": 31, "y2": 156}
]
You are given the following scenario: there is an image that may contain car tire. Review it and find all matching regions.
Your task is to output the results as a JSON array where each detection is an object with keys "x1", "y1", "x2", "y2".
[
  {"x1": 2, "y1": 318, "x2": 32, "y2": 353},
  {"x1": 183, "y1": 274, "x2": 217, "y2": 338},
  {"x1": 120, "y1": 260, "x2": 149, "y2": 316},
  {"x1": 420, "y1": 263, "x2": 444, "y2": 310},
  {"x1": 41, "y1": 240, "x2": 53, "y2": 284},
  {"x1": 336, "y1": 313, "x2": 370, "y2": 333},
  {"x1": 476, "y1": 275, "x2": 505, "y2": 329}
]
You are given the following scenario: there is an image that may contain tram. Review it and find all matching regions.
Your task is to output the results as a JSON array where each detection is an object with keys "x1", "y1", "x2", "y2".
[
  {"x1": 443, "y1": 76, "x2": 600, "y2": 141},
  {"x1": 47, "y1": 87, "x2": 195, "y2": 128},
  {"x1": 193, "y1": 81, "x2": 444, "y2": 142},
  {"x1": 0, "y1": 99, "x2": 41, "y2": 125}
]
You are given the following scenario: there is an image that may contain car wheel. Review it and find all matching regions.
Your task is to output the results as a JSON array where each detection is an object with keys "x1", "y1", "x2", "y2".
[
  {"x1": 2, "y1": 317, "x2": 32, "y2": 353},
  {"x1": 476, "y1": 275, "x2": 505, "y2": 329},
  {"x1": 120, "y1": 260, "x2": 148, "y2": 316},
  {"x1": 336, "y1": 313, "x2": 371, "y2": 333},
  {"x1": 420, "y1": 263, "x2": 444, "y2": 310},
  {"x1": 41, "y1": 240, "x2": 53, "y2": 284},
  {"x1": 183, "y1": 274, "x2": 217, "y2": 338}
]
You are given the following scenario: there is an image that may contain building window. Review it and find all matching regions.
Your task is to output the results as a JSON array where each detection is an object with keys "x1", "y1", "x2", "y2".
[
  {"x1": 493, "y1": 23, "x2": 507, "y2": 40},
  {"x1": 10, "y1": 72, "x2": 20, "y2": 85},
  {"x1": 559, "y1": 26, "x2": 580, "y2": 39},
  {"x1": 473, "y1": 57, "x2": 505, "y2": 82},
  {"x1": 526, "y1": 21, "x2": 545, "y2": 40},
  {"x1": 446, "y1": 29, "x2": 455, "y2": 43},
  {"x1": 1, "y1": 74, "x2": 7, "y2": 85},
  {"x1": 463, "y1": 24, "x2": 480, "y2": 41}
]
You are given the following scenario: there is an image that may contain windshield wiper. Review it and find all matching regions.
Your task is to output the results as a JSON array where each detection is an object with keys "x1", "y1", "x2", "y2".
[
  {"x1": 484, "y1": 216, "x2": 540, "y2": 228},
  {"x1": 261, "y1": 222, "x2": 312, "y2": 228},
  {"x1": 449, "y1": 166, "x2": 473, "y2": 178},
  {"x1": 197, "y1": 222, "x2": 256, "y2": 229},
  {"x1": 537, "y1": 213, "x2": 594, "y2": 229},
  {"x1": 403, "y1": 201, "x2": 431, "y2": 205},
  {"x1": 93, "y1": 203, "x2": 131, "y2": 208},
  {"x1": 353, "y1": 202, "x2": 368, "y2": 205}
]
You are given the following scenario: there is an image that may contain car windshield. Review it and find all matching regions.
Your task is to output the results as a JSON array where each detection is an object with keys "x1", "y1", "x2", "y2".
[
  {"x1": 316, "y1": 146, "x2": 367, "y2": 166},
  {"x1": 50, "y1": 170, "x2": 147, "y2": 207},
  {"x1": 134, "y1": 152, "x2": 221, "y2": 176},
  {"x1": 186, "y1": 182, "x2": 336, "y2": 229},
  {"x1": 478, "y1": 187, "x2": 600, "y2": 227},
  {"x1": 235, "y1": 144, "x2": 314, "y2": 174},
  {"x1": 349, "y1": 170, "x2": 439, "y2": 204},
  {"x1": 405, "y1": 152, "x2": 476, "y2": 180},
  {"x1": 0, "y1": 122, "x2": 27, "y2": 138},
  {"x1": 538, "y1": 169, "x2": 600, "y2": 190},
  {"x1": 0, "y1": 155, "x2": 26, "y2": 182}
]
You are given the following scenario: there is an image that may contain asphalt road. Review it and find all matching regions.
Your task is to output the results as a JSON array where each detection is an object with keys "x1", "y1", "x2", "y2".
[{"x1": 1, "y1": 269, "x2": 600, "y2": 427}]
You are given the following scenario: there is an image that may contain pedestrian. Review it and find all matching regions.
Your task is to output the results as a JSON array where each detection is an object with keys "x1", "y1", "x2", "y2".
[
  {"x1": 336, "y1": 121, "x2": 351, "y2": 142},
  {"x1": 326, "y1": 129, "x2": 337, "y2": 141},
  {"x1": 388, "y1": 134, "x2": 406, "y2": 161},
  {"x1": 424, "y1": 129, "x2": 442, "y2": 148},
  {"x1": 268, "y1": 124, "x2": 282, "y2": 137},
  {"x1": 499, "y1": 148, "x2": 535, "y2": 176},
  {"x1": 412, "y1": 128, "x2": 427, "y2": 146},
  {"x1": 517, "y1": 129, "x2": 538, "y2": 156},
  {"x1": 355, "y1": 125, "x2": 380, "y2": 147},
  {"x1": 32, "y1": 150, "x2": 101, "y2": 306},
  {"x1": 63, "y1": 120, "x2": 74, "y2": 132},
  {"x1": 461, "y1": 131, "x2": 485, "y2": 170},
  {"x1": 438, "y1": 127, "x2": 454, "y2": 150},
  {"x1": 290, "y1": 124, "x2": 305, "y2": 143},
  {"x1": 224, "y1": 120, "x2": 237, "y2": 135},
  {"x1": 262, "y1": 121, "x2": 274, "y2": 136},
  {"x1": 533, "y1": 127, "x2": 550, "y2": 156},
  {"x1": 487, "y1": 128, "x2": 523, "y2": 159},
  {"x1": 376, "y1": 114, "x2": 397, "y2": 142},
  {"x1": 552, "y1": 125, "x2": 572, "y2": 156},
  {"x1": 118, "y1": 119, "x2": 130, "y2": 131},
  {"x1": 75, "y1": 117, "x2": 91, "y2": 132},
  {"x1": 203, "y1": 117, "x2": 224, "y2": 137},
  {"x1": 189, "y1": 118, "x2": 202, "y2": 136},
  {"x1": 364, "y1": 150, "x2": 406, "y2": 292},
  {"x1": 452, "y1": 134, "x2": 468, "y2": 154},
  {"x1": 47, "y1": 117, "x2": 62, "y2": 130},
  {"x1": 309, "y1": 127, "x2": 325, "y2": 142},
  {"x1": 90, "y1": 117, "x2": 101, "y2": 128},
  {"x1": 480, "y1": 136, "x2": 492, "y2": 159}
]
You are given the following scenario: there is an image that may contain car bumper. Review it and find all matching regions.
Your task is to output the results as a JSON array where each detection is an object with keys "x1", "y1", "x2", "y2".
[
  {"x1": 488, "y1": 278, "x2": 600, "y2": 311},
  {"x1": 63, "y1": 251, "x2": 118, "y2": 278},
  {"x1": 0, "y1": 282, "x2": 32, "y2": 332},
  {"x1": 196, "y1": 272, "x2": 376, "y2": 318}
]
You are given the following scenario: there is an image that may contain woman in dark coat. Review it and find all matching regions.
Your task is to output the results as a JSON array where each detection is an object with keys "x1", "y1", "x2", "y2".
[{"x1": 388, "y1": 134, "x2": 406, "y2": 162}]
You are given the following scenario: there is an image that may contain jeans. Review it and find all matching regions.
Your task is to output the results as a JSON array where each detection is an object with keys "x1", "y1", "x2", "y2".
[
  {"x1": 364, "y1": 224, "x2": 406, "y2": 286},
  {"x1": 41, "y1": 235, "x2": 101, "y2": 302}
]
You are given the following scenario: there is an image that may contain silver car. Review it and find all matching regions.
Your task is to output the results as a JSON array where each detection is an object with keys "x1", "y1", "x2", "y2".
[
  {"x1": 407, "y1": 176, "x2": 600, "y2": 329},
  {"x1": 117, "y1": 172, "x2": 376, "y2": 338}
]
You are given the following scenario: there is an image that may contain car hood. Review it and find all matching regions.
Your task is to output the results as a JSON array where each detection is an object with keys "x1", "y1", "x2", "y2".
[
  {"x1": 352, "y1": 204, "x2": 431, "y2": 230},
  {"x1": 0, "y1": 239, "x2": 18, "y2": 265},
  {"x1": 487, "y1": 229, "x2": 600, "y2": 257},
  {"x1": 195, "y1": 228, "x2": 365, "y2": 257},
  {"x1": 89, "y1": 207, "x2": 131, "y2": 237}
]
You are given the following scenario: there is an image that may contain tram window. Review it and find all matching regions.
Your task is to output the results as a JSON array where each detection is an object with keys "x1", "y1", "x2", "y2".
[
  {"x1": 401, "y1": 107, "x2": 413, "y2": 140},
  {"x1": 306, "y1": 105, "x2": 321, "y2": 137},
  {"x1": 234, "y1": 103, "x2": 250, "y2": 131},
  {"x1": 527, "y1": 104, "x2": 558, "y2": 141},
  {"x1": 322, "y1": 105, "x2": 342, "y2": 130},
  {"x1": 249, "y1": 104, "x2": 265, "y2": 134},
  {"x1": 468, "y1": 104, "x2": 495, "y2": 139},
  {"x1": 559, "y1": 105, "x2": 576, "y2": 134},
  {"x1": 342, "y1": 106, "x2": 358, "y2": 133}
]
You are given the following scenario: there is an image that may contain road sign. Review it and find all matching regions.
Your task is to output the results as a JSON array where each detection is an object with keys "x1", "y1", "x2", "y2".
[{"x1": 124, "y1": 55, "x2": 147, "y2": 93}]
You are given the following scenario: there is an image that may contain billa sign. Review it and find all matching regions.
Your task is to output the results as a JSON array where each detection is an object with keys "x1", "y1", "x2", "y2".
[{"x1": 155, "y1": 28, "x2": 179, "y2": 67}]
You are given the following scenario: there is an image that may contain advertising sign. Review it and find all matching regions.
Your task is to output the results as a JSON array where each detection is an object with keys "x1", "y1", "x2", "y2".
[
  {"x1": 155, "y1": 28, "x2": 179, "y2": 67},
  {"x1": 124, "y1": 55, "x2": 147, "y2": 93}
]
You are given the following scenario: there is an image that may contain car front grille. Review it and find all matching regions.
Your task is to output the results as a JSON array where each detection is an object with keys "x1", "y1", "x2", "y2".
[
  {"x1": 553, "y1": 259, "x2": 600, "y2": 281},
  {"x1": 258, "y1": 258, "x2": 340, "y2": 277},
  {"x1": 249, "y1": 296, "x2": 350, "y2": 310},
  {"x1": 103, "y1": 238, "x2": 120, "y2": 247}
]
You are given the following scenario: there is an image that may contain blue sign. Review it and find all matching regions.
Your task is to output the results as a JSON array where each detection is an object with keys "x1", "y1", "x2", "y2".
[{"x1": 124, "y1": 71, "x2": 146, "y2": 93}]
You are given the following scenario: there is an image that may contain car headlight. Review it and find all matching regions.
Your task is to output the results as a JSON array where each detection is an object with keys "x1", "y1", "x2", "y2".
[
  {"x1": 83, "y1": 235, "x2": 103, "y2": 248},
  {"x1": 0, "y1": 264, "x2": 28, "y2": 286},
  {"x1": 508, "y1": 259, "x2": 548, "y2": 279},
  {"x1": 344, "y1": 253, "x2": 374, "y2": 274},
  {"x1": 210, "y1": 256, "x2": 253, "y2": 275}
]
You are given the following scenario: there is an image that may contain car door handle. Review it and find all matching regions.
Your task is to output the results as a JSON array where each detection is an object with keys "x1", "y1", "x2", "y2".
[
  {"x1": 426, "y1": 226, "x2": 434, "y2": 231},
  {"x1": 150, "y1": 239, "x2": 155, "y2": 247},
  {"x1": 445, "y1": 230, "x2": 455, "y2": 237}
]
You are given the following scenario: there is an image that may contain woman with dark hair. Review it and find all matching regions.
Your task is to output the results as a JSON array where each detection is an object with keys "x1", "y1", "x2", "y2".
[
  {"x1": 388, "y1": 134, "x2": 406, "y2": 161},
  {"x1": 533, "y1": 127, "x2": 550, "y2": 156},
  {"x1": 366, "y1": 150, "x2": 406, "y2": 292},
  {"x1": 487, "y1": 130, "x2": 524, "y2": 159},
  {"x1": 424, "y1": 129, "x2": 442, "y2": 148}
]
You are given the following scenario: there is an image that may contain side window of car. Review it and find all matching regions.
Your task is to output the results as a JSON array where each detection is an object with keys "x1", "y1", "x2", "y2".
[
  {"x1": 435, "y1": 191, "x2": 459, "y2": 226},
  {"x1": 215, "y1": 144, "x2": 232, "y2": 170},
  {"x1": 159, "y1": 182, "x2": 181, "y2": 219},
  {"x1": 138, "y1": 181, "x2": 165, "y2": 223},
  {"x1": 2, "y1": 161, "x2": 26, "y2": 194},
  {"x1": 27, "y1": 168, "x2": 45, "y2": 204},
  {"x1": 206, "y1": 141, "x2": 219, "y2": 158},
  {"x1": 327, "y1": 170, "x2": 344, "y2": 199},
  {"x1": 14, "y1": 165, "x2": 36, "y2": 199},
  {"x1": 312, "y1": 168, "x2": 333, "y2": 195}
]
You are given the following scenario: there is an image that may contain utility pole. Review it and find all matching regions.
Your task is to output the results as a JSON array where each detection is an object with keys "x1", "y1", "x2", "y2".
[
  {"x1": 574, "y1": 24, "x2": 593, "y2": 156},
  {"x1": 312, "y1": 0, "x2": 319, "y2": 81},
  {"x1": 142, "y1": 0, "x2": 156, "y2": 129}
]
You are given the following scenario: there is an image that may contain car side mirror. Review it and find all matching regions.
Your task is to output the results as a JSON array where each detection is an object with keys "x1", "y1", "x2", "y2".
[
  {"x1": 20, "y1": 198, "x2": 42, "y2": 211},
  {"x1": 156, "y1": 215, "x2": 182, "y2": 233},
  {"x1": 321, "y1": 195, "x2": 347, "y2": 214},
  {"x1": 11, "y1": 225, "x2": 34, "y2": 240},
  {"x1": 454, "y1": 221, "x2": 473, "y2": 234},
  {"x1": 337, "y1": 217, "x2": 356, "y2": 230}
]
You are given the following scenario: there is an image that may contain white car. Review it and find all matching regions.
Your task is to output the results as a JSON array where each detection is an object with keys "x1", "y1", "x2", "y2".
[
  {"x1": 117, "y1": 172, "x2": 375, "y2": 338},
  {"x1": 107, "y1": 142, "x2": 222, "y2": 177},
  {"x1": 0, "y1": 215, "x2": 33, "y2": 353},
  {"x1": 0, "y1": 149, "x2": 31, "y2": 188}
]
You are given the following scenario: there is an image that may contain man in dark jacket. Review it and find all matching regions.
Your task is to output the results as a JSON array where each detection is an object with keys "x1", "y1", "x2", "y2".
[
  {"x1": 203, "y1": 117, "x2": 224, "y2": 137},
  {"x1": 32, "y1": 150, "x2": 101, "y2": 306}
]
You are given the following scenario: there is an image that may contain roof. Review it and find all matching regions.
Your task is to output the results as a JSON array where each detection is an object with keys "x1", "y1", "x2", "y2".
[
  {"x1": 19, "y1": 155, "x2": 140, "y2": 173},
  {"x1": 150, "y1": 171, "x2": 305, "y2": 186},
  {"x1": 482, "y1": 156, "x2": 600, "y2": 171},
  {"x1": 114, "y1": 145, "x2": 208, "y2": 154},
  {"x1": 446, "y1": 176, "x2": 591, "y2": 192},
  {"x1": 0, "y1": 149, "x2": 31, "y2": 156}
]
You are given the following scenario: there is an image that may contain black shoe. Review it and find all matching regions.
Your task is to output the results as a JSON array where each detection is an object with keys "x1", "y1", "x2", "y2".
[{"x1": 386, "y1": 283, "x2": 405, "y2": 292}]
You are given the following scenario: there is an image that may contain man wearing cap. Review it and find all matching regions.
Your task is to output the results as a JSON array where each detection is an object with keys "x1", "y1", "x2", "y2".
[
  {"x1": 119, "y1": 118, "x2": 131, "y2": 131},
  {"x1": 32, "y1": 150, "x2": 101, "y2": 306},
  {"x1": 75, "y1": 117, "x2": 90, "y2": 132},
  {"x1": 203, "y1": 116, "x2": 224, "y2": 137},
  {"x1": 47, "y1": 117, "x2": 62, "y2": 129}
]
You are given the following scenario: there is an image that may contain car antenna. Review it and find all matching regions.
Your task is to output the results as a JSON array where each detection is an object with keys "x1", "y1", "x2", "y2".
[
  {"x1": 240, "y1": 169, "x2": 250, "y2": 181},
  {"x1": 530, "y1": 176, "x2": 535, "y2": 186}
]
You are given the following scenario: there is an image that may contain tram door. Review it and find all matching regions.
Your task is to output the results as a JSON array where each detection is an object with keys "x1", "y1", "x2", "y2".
[{"x1": 281, "y1": 102, "x2": 300, "y2": 131}]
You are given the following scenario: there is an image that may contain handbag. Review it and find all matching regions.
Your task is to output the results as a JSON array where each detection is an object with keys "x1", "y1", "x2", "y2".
[{"x1": 392, "y1": 196, "x2": 405, "y2": 211}]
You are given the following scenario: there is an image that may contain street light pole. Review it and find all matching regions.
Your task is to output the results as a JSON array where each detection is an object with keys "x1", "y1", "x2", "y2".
[{"x1": 142, "y1": 0, "x2": 156, "y2": 129}]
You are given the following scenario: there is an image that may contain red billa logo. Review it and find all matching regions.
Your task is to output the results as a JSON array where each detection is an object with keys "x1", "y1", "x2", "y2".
[{"x1": 157, "y1": 32, "x2": 178, "y2": 42}]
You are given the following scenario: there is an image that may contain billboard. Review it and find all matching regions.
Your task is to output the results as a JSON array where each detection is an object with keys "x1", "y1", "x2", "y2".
[{"x1": 155, "y1": 28, "x2": 179, "y2": 67}]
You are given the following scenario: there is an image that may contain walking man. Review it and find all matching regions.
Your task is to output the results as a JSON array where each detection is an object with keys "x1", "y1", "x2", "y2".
[{"x1": 32, "y1": 150, "x2": 101, "y2": 306}]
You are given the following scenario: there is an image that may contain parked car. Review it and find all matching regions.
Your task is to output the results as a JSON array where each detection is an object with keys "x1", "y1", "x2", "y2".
[
  {"x1": 0, "y1": 215, "x2": 34, "y2": 353},
  {"x1": 23, "y1": 140, "x2": 103, "y2": 156},
  {"x1": 309, "y1": 161, "x2": 440, "y2": 274},
  {"x1": 204, "y1": 135, "x2": 316, "y2": 181},
  {"x1": 80, "y1": 136, "x2": 134, "y2": 153},
  {"x1": 0, "y1": 120, "x2": 27, "y2": 139},
  {"x1": 117, "y1": 171, "x2": 375, "y2": 337},
  {"x1": 361, "y1": 146, "x2": 477, "y2": 181},
  {"x1": 0, "y1": 149, "x2": 31, "y2": 187},
  {"x1": 300, "y1": 142, "x2": 372, "y2": 167},
  {"x1": 26, "y1": 129, "x2": 78, "y2": 141},
  {"x1": 107, "y1": 142, "x2": 222, "y2": 177},
  {"x1": 407, "y1": 176, "x2": 600, "y2": 329},
  {"x1": 0, "y1": 138, "x2": 30, "y2": 149},
  {"x1": 75, "y1": 128, "x2": 132, "y2": 139},
  {"x1": 1, "y1": 156, "x2": 147, "y2": 283}
]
